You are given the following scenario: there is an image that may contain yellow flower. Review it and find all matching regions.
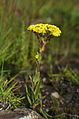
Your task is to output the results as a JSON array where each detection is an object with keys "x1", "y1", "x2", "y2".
[
  {"x1": 35, "y1": 52, "x2": 41, "y2": 62},
  {"x1": 27, "y1": 23, "x2": 61, "y2": 37}
]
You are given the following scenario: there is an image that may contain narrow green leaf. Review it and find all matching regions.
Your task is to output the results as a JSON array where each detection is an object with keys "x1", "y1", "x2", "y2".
[
  {"x1": 34, "y1": 81, "x2": 40, "y2": 100},
  {"x1": 33, "y1": 71, "x2": 40, "y2": 84},
  {"x1": 27, "y1": 94, "x2": 32, "y2": 105}
]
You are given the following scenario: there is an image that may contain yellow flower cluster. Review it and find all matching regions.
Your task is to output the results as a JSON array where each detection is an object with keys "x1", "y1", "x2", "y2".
[{"x1": 27, "y1": 23, "x2": 61, "y2": 37}]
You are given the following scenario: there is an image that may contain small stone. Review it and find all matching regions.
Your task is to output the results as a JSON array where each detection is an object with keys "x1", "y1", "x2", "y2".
[
  {"x1": 51, "y1": 92, "x2": 60, "y2": 99},
  {"x1": 0, "y1": 108, "x2": 44, "y2": 119},
  {"x1": 42, "y1": 77, "x2": 46, "y2": 83}
]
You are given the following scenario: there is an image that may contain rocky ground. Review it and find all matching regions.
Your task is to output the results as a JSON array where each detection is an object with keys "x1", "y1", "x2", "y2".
[{"x1": 42, "y1": 78, "x2": 79, "y2": 119}]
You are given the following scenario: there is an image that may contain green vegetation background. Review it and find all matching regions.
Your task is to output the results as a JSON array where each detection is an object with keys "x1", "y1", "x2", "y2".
[{"x1": 0, "y1": 0, "x2": 79, "y2": 77}]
